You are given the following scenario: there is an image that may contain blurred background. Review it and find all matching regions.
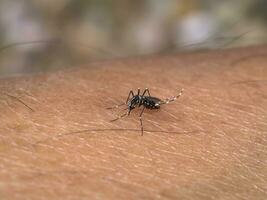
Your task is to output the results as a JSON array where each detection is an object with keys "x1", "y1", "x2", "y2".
[{"x1": 0, "y1": 0, "x2": 266, "y2": 77}]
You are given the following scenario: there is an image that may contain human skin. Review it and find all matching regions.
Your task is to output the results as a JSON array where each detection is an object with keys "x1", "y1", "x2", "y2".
[{"x1": 0, "y1": 46, "x2": 266, "y2": 200}]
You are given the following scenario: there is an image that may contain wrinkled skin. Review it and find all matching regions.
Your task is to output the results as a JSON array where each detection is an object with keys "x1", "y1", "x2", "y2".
[{"x1": 0, "y1": 46, "x2": 267, "y2": 200}]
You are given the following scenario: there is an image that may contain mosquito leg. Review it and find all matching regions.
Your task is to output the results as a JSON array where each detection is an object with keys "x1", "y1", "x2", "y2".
[
  {"x1": 141, "y1": 88, "x2": 151, "y2": 97},
  {"x1": 160, "y1": 88, "x2": 184, "y2": 105},
  {"x1": 138, "y1": 88, "x2": 151, "y2": 107},
  {"x1": 137, "y1": 88, "x2": 140, "y2": 95},
  {"x1": 126, "y1": 90, "x2": 135, "y2": 104},
  {"x1": 139, "y1": 106, "x2": 146, "y2": 136},
  {"x1": 110, "y1": 112, "x2": 128, "y2": 122}
]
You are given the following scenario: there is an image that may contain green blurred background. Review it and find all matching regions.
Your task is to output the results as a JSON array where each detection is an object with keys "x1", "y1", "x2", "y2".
[{"x1": 0, "y1": 0, "x2": 266, "y2": 77}]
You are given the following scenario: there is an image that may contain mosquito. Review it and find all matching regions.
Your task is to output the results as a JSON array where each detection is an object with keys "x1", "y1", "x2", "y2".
[{"x1": 107, "y1": 88, "x2": 184, "y2": 135}]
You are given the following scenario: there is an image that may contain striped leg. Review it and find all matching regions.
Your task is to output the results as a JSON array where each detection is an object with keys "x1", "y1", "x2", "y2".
[
  {"x1": 141, "y1": 88, "x2": 151, "y2": 97},
  {"x1": 138, "y1": 88, "x2": 151, "y2": 107},
  {"x1": 160, "y1": 88, "x2": 184, "y2": 105},
  {"x1": 126, "y1": 90, "x2": 135, "y2": 104},
  {"x1": 139, "y1": 106, "x2": 146, "y2": 136}
]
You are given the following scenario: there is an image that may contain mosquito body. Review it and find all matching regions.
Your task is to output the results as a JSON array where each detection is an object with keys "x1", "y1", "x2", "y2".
[{"x1": 108, "y1": 88, "x2": 184, "y2": 135}]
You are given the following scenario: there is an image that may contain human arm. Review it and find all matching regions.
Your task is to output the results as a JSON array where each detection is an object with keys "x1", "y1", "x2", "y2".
[{"x1": 0, "y1": 46, "x2": 266, "y2": 199}]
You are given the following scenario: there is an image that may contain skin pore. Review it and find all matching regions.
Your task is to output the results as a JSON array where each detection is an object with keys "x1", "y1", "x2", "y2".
[{"x1": 0, "y1": 45, "x2": 267, "y2": 199}]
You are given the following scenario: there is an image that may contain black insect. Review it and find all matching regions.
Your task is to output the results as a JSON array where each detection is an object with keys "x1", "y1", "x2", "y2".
[{"x1": 107, "y1": 88, "x2": 184, "y2": 135}]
